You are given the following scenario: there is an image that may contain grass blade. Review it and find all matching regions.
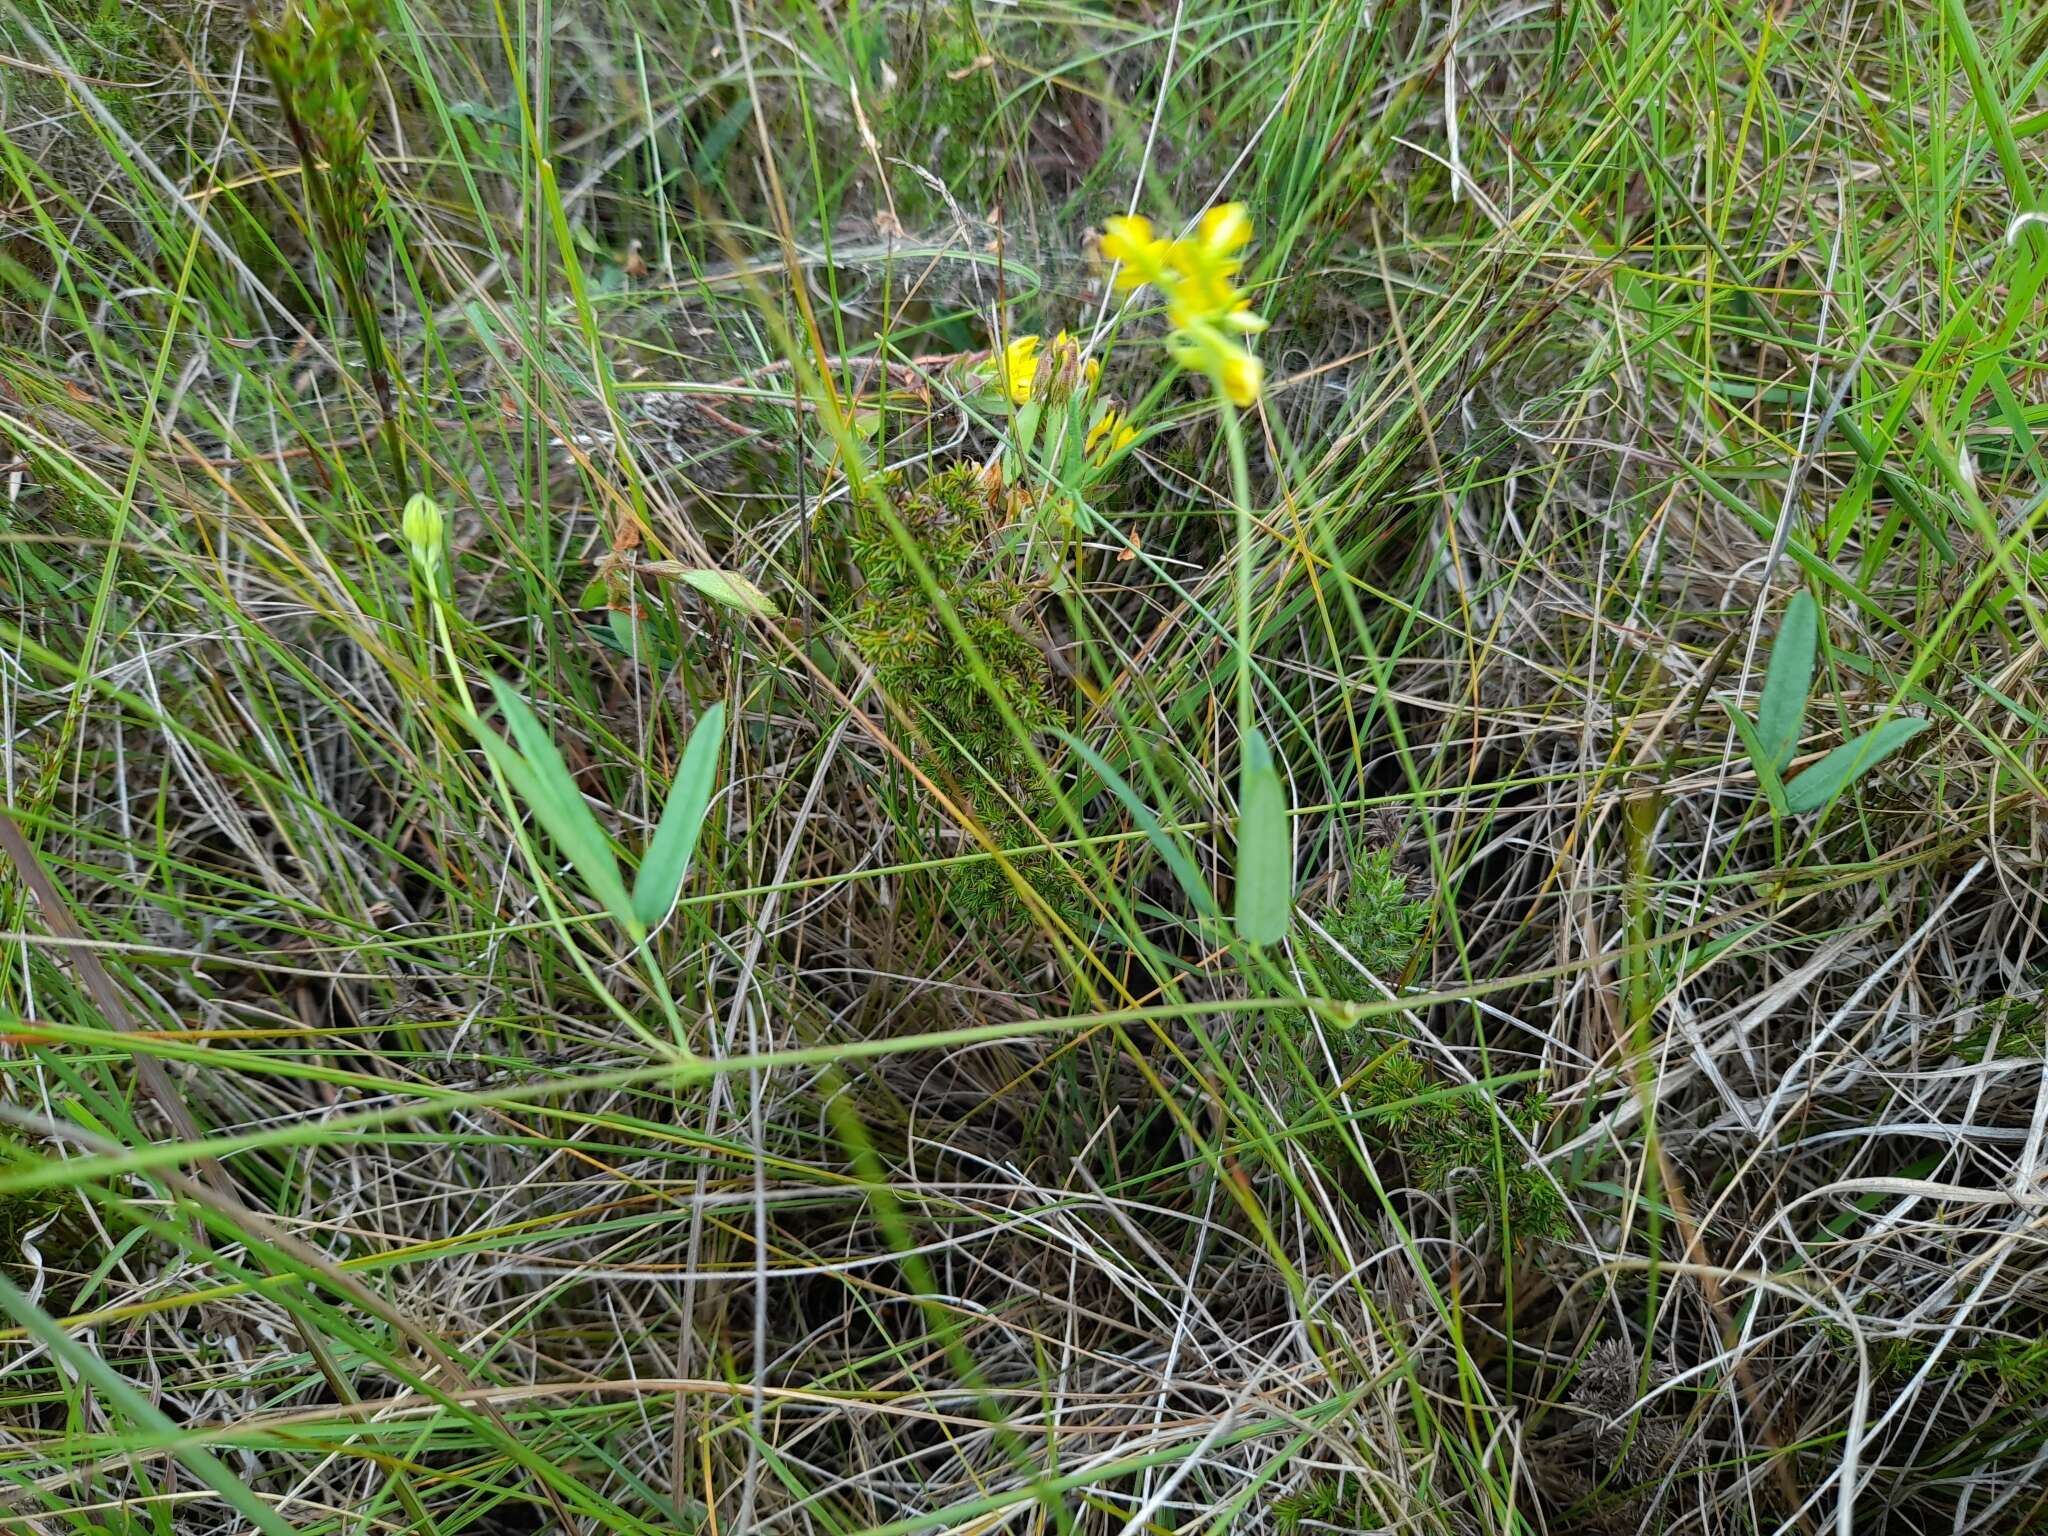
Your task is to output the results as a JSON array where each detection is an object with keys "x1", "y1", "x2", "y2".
[
  {"x1": 0, "y1": 1269, "x2": 299, "y2": 1536},
  {"x1": 1057, "y1": 730, "x2": 1217, "y2": 921}
]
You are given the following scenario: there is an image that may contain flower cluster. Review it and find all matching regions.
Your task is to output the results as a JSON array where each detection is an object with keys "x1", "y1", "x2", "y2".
[
  {"x1": 978, "y1": 325, "x2": 1136, "y2": 473},
  {"x1": 1085, "y1": 409, "x2": 1135, "y2": 462},
  {"x1": 994, "y1": 329, "x2": 1100, "y2": 407},
  {"x1": 1100, "y1": 204, "x2": 1268, "y2": 407}
]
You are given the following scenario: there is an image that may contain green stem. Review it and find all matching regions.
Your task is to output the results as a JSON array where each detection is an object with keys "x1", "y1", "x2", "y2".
[{"x1": 1219, "y1": 399, "x2": 1256, "y2": 750}]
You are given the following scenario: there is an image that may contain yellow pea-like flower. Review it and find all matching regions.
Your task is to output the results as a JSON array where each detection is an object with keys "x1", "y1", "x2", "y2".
[
  {"x1": 1217, "y1": 349, "x2": 1263, "y2": 408},
  {"x1": 1101, "y1": 215, "x2": 1172, "y2": 291},
  {"x1": 1100, "y1": 202, "x2": 1268, "y2": 405},
  {"x1": 1086, "y1": 409, "x2": 1137, "y2": 462},
  {"x1": 999, "y1": 332, "x2": 1040, "y2": 404}
]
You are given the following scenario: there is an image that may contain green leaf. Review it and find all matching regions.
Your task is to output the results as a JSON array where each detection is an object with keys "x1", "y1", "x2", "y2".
[
  {"x1": 1727, "y1": 707, "x2": 1789, "y2": 818},
  {"x1": 1234, "y1": 729, "x2": 1292, "y2": 947},
  {"x1": 1758, "y1": 590, "x2": 1819, "y2": 773},
  {"x1": 1782, "y1": 717, "x2": 1928, "y2": 815},
  {"x1": 480, "y1": 679, "x2": 636, "y2": 926},
  {"x1": 661, "y1": 567, "x2": 778, "y2": 616},
  {"x1": 632, "y1": 702, "x2": 726, "y2": 929}
]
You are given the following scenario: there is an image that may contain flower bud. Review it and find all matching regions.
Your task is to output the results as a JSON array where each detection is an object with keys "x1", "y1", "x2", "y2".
[{"x1": 402, "y1": 492, "x2": 445, "y2": 572}]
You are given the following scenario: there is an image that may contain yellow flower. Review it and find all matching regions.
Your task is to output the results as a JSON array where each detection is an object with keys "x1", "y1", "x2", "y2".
[
  {"x1": 1218, "y1": 348, "x2": 1263, "y2": 408},
  {"x1": 1163, "y1": 204, "x2": 1253, "y2": 327},
  {"x1": 1101, "y1": 203, "x2": 1268, "y2": 406},
  {"x1": 1100, "y1": 215, "x2": 1171, "y2": 291},
  {"x1": 1193, "y1": 202, "x2": 1251, "y2": 259},
  {"x1": 1086, "y1": 409, "x2": 1137, "y2": 462},
  {"x1": 998, "y1": 332, "x2": 1040, "y2": 404}
]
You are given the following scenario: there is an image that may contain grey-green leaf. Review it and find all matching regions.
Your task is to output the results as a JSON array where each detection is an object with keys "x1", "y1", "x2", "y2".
[
  {"x1": 1234, "y1": 729, "x2": 1292, "y2": 947},
  {"x1": 1782, "y1": 717, "x2": 1928, "y2": 815},
  {"x1": 632, "y1": 702, "x2": 726, "y2": 929},
  {"x1": 1758, "y1": 591, "x2": 1819, "y2": 773},
  {"x1": 669, "y1": 567, "x2": 778, "y2": 616},
  {"x1": 481, "y1": 679, "x2": 635, "y2": 925}
]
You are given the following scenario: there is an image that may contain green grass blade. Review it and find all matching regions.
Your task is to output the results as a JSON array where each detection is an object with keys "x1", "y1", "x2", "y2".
[
  {"x1": 0, "y1": 1269, "x2": 299, "y2": 1536},
  {"x1": 1056, "y1": 729, "x2": 1218, "y2": 922}
]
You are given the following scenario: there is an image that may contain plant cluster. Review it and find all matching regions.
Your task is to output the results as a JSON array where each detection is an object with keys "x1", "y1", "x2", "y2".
[
  {"x1": 1358, "y1": 1046, "x2": 1563, "y2": 1239},
  {"x1": 253, "y1": 0, "x2": 382, "y2": 299},
  {"x1": 1263, "y1": 849, "x2": 1560, "y2": 1239},
  {"x1": 253, "y1": 0, "x2": 401, "y2": 482},
  {"x1": 1301, "y1": 846, "x2": 1430, "y2": 988}
]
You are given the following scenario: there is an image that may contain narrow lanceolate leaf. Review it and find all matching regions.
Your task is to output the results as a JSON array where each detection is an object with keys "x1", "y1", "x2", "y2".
[
  {"x1": 1758, "y1": 590, "x2": 1819, "y2": 773},
  {"x1": 1727, "y1": 707, "x2": 1789, "y2": 819},
  {"x1": 1233, "y1": 729, "x2": 1292, "y2": 947},
  {"x1": 480, "y1": 679, "x2": 635, "y2": 925},
  {"x1": 632, "y1": 701, "x2": 726, "y2": 929},
  {"x1": 1782, "y1": 717, "x2": 1928, "y2": 815}
]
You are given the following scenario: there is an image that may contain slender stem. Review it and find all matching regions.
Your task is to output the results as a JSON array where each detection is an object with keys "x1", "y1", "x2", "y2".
[{"x1": 1219, "y1": 399, "x2": 1255, "y2": 749}]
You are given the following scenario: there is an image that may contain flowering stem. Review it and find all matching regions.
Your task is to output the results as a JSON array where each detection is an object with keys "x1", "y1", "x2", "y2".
[{"x1": 1218, "y1": 400, "x2": 1256, "y2": 750}]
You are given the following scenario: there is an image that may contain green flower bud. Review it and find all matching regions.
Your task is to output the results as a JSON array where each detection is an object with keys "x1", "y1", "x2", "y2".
[{"x1": 402, "y1": 493, "x2": 445, "y2": 572}]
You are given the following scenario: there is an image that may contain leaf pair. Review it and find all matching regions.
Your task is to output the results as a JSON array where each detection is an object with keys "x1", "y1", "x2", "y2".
[
  {"x1": 473, "y1": 679, "x2": 725, "y2": 934},
  {"x1": 1731, "y1": 592, "x2": 1926, "y2": 817}
]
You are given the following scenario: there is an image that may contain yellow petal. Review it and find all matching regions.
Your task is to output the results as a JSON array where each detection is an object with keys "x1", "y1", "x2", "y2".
[
  {"x1": 1195, "y1": 202, "x2": 1252, "y2": 259},
  {"x1": 1000, "y1": 333, "x2": 1040, "y2": 404},
  {"x1": 1101, "y1": 215, "x2": 1169, "y2": 291},
  {"x1": 1220, "y1": 350, "x2": 1263, "y2": 407}
]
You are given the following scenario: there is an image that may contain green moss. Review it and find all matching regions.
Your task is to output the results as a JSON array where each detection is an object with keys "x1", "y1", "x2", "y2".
[
  {"x1": 1274, "y1": 1475, "x2": 1369, "y2": 1533},
  {"x1": 1301, "y1": 847, "x2": 1430, "y2": 989},
  {"x1": 837, "y1": 464, "x2": 1082, "y2": 931},
  {"x1": 1948, "y1": 982, "x2": 2048, "y2": 1063},
  {"x1": 1356, "y1": 1049, "x2": 1564, "y2": 1239}
]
